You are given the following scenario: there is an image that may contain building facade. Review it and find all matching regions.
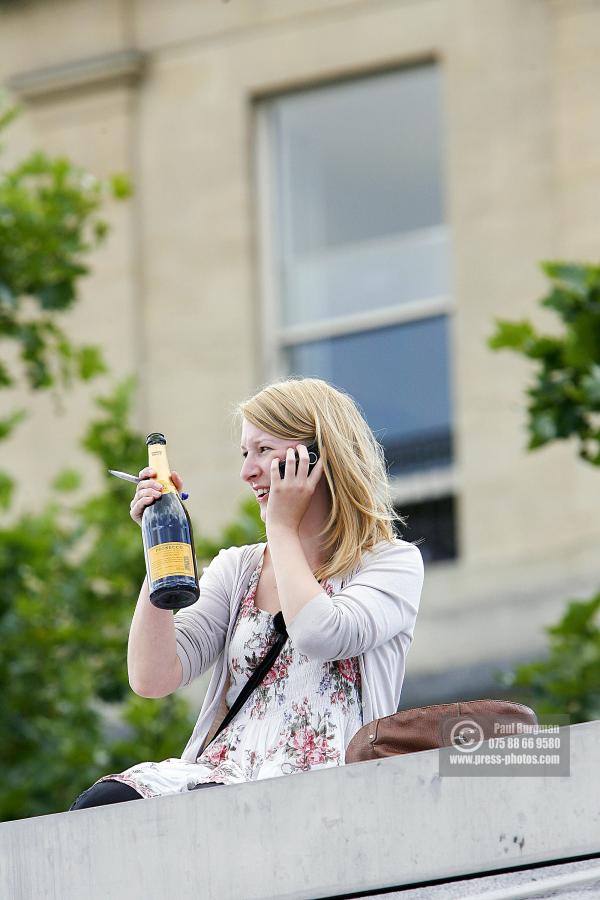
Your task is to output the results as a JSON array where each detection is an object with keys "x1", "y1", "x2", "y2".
[{"x1": 2, "y1": 0, "x2": 600, "y2": 703}]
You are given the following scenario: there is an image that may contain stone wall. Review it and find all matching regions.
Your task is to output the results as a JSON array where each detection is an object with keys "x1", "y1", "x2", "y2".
[{"x1": 2, "y1": 0, "x2": 599, "y2": 687}]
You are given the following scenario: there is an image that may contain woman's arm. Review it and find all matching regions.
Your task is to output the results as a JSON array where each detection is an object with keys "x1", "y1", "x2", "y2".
[
  {"x1": 280, "y1": 540, "x2": 424, "y2": 661},
  {"x1": 265, "y1": 446, "x2": 329, "y2": 623},
  {"x1": 127, "y1": 466, "x2": 186, "y2": 697},
  {"x1": 172, "y1": 547, "x2": 237, "y2": 686},
  {"x1": 128, "y1": 548, "x2": 235, "y2": 696},
  {"x1": 267, "y1": 526, "x2": 324, "y2": 622},
  {"x1": 127, "y1": 466, "x2": 233, "y2": 695},
  {"x1": 127, "y1": 577, "x2": 183, "y2": 698},
  {"x1": 265, "y1": 448, "x2": 424, "y2": 661}
]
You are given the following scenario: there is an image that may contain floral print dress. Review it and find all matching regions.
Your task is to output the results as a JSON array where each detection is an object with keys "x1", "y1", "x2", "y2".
[{"x1": 95, "y1": 548, "x2": 363, "y2": 799}]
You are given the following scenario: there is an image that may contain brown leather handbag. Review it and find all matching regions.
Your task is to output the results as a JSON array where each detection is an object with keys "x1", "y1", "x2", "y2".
[{"x1": 345, "y1": 699, "x2": 538, "y2": 763}]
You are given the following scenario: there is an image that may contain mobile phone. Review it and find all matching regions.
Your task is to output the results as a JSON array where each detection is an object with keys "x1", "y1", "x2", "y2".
[{"x1": 278, "y1": 442, "x2": 319, "y2": 479}]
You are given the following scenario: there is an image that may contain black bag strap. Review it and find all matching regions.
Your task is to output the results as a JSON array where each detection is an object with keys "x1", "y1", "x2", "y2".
[{"x1": 204, "y1": 610, "x2": 288, "y2": 749}]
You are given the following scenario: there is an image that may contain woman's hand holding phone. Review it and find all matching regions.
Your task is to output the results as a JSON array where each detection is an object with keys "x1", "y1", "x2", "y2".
[
  {"x1": 277, "y1": 442, "x2": 319, "y2": 479},
  {"x1": 267, "y1": 443, "x2": 323, "y2": 535}
]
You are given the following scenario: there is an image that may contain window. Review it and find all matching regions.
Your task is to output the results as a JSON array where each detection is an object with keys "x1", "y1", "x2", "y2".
[
  {"x1": 256, "y1": 63, "x2": 457, "y2": 562},
  {"x1": 394, "y1": 496, "x2": 457, "y2": 564}
]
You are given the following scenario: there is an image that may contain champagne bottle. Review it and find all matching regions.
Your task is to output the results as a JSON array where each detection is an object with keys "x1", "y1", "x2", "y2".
[{"x1": 142, "y1": 432, "x2": 199, "y2": 610}]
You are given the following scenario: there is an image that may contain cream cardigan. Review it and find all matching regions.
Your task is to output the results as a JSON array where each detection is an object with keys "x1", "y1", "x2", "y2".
[{"x1": 174, "y1": 538, "x2": 424, "y2": 763}]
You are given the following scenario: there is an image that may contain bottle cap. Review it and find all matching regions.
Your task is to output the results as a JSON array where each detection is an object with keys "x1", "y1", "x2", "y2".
[{"x1": 146, "y1": 432, "x2": 166, "y2": 446}]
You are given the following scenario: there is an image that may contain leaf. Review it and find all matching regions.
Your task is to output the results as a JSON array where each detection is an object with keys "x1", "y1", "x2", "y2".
[
  {"x1": 541, "y1": 261, "x2": 593, "y2": 297},
  {"x1": 542, "y1": 287, "x2": 582, "y2": 320},
  {"x1": 0, "y1": 408, "x2": 28, "y2": 441},
  {"x1": 93, "y1": 220, "x2": 109, "y2": 242},
  {"x1": 35, "y1": 281, "x2": 76, "y2": 312},
  {"x1": 76, "y1": 345, "x2": 108, "y2": 381},
  {"x1": 564, "y1": 313, "x2": 600, "y2": 369},
  {"x1": 488, "y1": 319, "x2": 536, "y2": 352},
  {"x1": 529, "y1": 412, "x2": 557, "y2": 445},
  {"x1": 52, "y1": 469, "x2": 82, "y2": 493},
  {"x1": 0, "y1": 360, "x2": 14, "y2": 388},
  {"x1": 0, "y1": 471, "x2": 15, "y2": 510},
  {"x1": 527, "y1": 335, "x2": 564, "y2": 364},
  {"x1": 580, "y1": 366, "x2": 600, "y2": 406},
  {"x1": 547, "y1": 595, "x2": 600, "y2": 638},
  {"x1": 0, "y1": 103, "x2": 20, "y2": 146},
  {"x1": 109, "y1": 173, "x2": 132, "y2": 200}
]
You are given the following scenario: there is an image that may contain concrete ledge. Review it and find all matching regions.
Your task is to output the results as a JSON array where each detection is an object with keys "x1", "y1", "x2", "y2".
[
  {"x1": 7, "y1": 50, "x2": 146, "y2": 101},
  {"x1": 1, "y1": 722, "x2": 598, "y2": 900}
]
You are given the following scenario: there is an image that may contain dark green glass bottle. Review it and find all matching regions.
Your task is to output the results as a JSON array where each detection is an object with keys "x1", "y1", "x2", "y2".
[{"x1": 142, "y1": 433, "x2": 199, "y2": 610}]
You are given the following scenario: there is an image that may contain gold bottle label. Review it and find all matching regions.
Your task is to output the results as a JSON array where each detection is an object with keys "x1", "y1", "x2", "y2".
[
  {"x1": 148, "y1": 542, "x2": 194, "y2": 581},
  {"x1": 147, "y1": 442, "x2": 176, "y2": 494}
]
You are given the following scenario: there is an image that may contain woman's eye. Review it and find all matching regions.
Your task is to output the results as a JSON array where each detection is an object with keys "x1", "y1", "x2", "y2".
[{"x1": 241, "y1": 448, "x2": 271, "y2": 457}]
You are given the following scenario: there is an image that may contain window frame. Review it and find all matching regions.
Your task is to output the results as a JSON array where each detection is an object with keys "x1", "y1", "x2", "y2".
[{"x1": 253, "y1": 67, "x2": 457, "y2": 514}]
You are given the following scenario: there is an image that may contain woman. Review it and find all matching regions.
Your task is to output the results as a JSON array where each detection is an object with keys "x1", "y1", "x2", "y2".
[{"x1": 69, "y1": 377, "x2": 424, "y2": 809}]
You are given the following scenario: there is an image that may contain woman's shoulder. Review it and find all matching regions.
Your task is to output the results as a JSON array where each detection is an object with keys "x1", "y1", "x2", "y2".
[
  {"x1": 214, "y1": 540, "x2": 265, "y2": 554},
  {"x1": 378, "y1": 536, "x2": 423, "y2": 557},
  {"x1": 205, "y1": 541, "x2": 266, "y2": 574},
  {"x1": 331, "y1": 538, "x2": 423, "y2": 591},
  {"x1": 355, "y1": 538, "x2": 424, "y2": 577}
]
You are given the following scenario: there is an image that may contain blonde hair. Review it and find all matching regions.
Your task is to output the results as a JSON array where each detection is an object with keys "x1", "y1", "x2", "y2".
[{"x1": 235, "y1": 377, "x2": 405, "y2": 583}]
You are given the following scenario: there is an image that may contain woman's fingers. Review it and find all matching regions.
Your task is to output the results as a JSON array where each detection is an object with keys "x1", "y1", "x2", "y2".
[
  {"x1": 130, "y1": 469, "x2": 163, "y2": 526},
  {"x1": 170, "y1": 470, "x2": 184, "y2": 489},
  {"x1": 282, "y1": 445, "x2": 311, "y2": 478},
  {"x1": 297, "y1": 443, "x2": 310, "y2": 476},
  {"x1": 129, "y1": 470, "x2": 186, "y2": 526}
]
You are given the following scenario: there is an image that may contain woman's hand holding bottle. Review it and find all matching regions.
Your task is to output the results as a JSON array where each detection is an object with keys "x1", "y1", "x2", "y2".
[{"x1": 130, "y1": 467, "x2": 185, "y2": 526}]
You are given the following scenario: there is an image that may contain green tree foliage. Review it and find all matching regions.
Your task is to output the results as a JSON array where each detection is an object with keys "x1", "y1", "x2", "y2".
[
  {"x1": 0, "y1": 104, "x2": 264, "y2": 820},
  {"x1": 0, "y1": 102, "x2": 130, "y2": 508},
  {"x1": 501, "y1": 593, "x2": 600, "y2": 722},
  {"x1": 0, "y1": 376, "x2": 264, "y2": 821},
  {"x1": 489, "y1": 261, "x2": 600, "y2": 721}
]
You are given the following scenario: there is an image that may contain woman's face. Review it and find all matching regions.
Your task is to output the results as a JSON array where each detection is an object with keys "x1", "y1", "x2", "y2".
[{"x1": 240, "y1": 419, "x2": 304, "y2": 522}]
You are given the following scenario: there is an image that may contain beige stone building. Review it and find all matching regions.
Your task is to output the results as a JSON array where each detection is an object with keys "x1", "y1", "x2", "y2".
[{"x1": 2, "y1": 0, "x2": 600, "y2": 706}]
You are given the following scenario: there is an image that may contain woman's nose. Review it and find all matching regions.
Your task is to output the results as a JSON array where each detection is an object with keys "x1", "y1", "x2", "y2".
[{"x1": 240, "y1": 457, "x2": 258, "y2": 480}]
